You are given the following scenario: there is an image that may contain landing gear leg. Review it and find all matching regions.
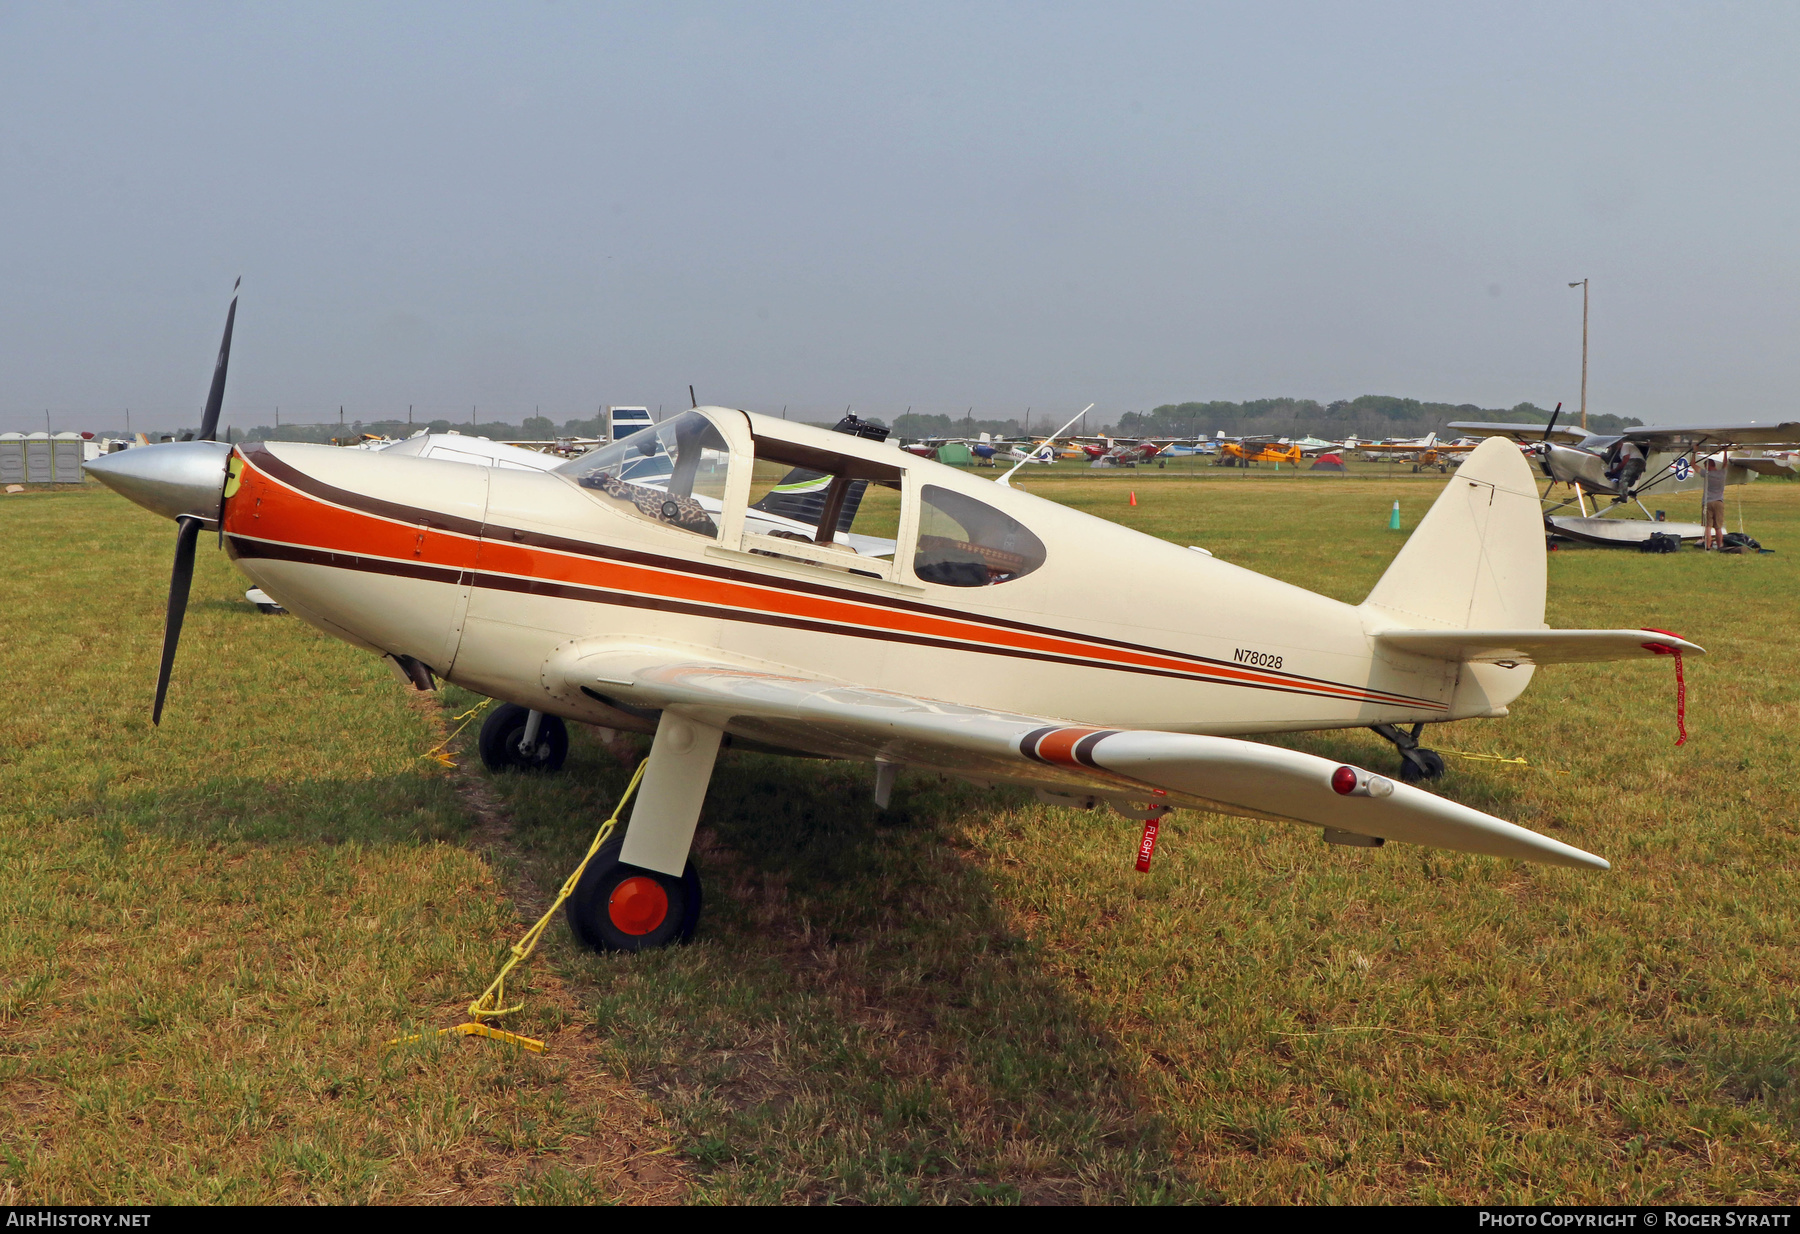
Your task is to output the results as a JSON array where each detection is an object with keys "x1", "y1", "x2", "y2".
[
  {"x1": 1370, "y1": 722, "x2": 1446, "y2": 782},
  {"x1": 566, "y1": 712, "x2": 722, "y2": 954}
]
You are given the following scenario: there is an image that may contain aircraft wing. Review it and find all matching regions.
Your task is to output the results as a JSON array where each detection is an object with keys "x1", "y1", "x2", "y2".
[
  {"x1": 1620, "y1": 422, "x2": 1800, "y2": 449},
  {"x1": 557, "y1": 646, "x2": 1608, "y2": 869},
  {"x1": 1375, "y1": 628, "x2": 1704, "y2": 664},
  {"x1": 1449, "y1": 421, "x2": 1589, "y2": 442}
]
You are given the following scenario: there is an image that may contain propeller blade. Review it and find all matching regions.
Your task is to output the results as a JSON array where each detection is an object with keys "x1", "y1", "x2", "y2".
[
  {"x1": 153, "y1": 517, "x2": 203, "y2": 725},
  {"x1": 197, "y1": 278, "x2": 240, "y2": 443},
  {"x1": 1543, "y1": 402, "x2": 1562, "y2": 442}
]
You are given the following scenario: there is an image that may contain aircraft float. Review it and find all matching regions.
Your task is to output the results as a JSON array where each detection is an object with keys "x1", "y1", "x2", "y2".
[{"x1": 89, "y1": 288, "x2": 1702, "y2": 952}]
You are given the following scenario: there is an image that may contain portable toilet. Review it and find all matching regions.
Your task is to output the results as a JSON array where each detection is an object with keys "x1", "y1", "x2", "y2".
[
  {"x1": 935, "y1": 441, "x2": 973, "y2": 466},
  {"x1": 24, "y1": 432, "x2": 53, "y2": 483},
  {"x1": 51, "y1": 432, "x2": 84, "y2": 482},
  {"x1": 0, "y1": 433, "x2": 23, "y2": 484}
]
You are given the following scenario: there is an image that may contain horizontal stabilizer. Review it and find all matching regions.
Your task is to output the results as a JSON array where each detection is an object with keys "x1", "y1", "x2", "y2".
[
  {"x1": 1376, "y1": 627, "x2": 1703, "y2": 664},
  {"x1": 1733, "y1": 455, "x2": 1797, "y2": 478}
]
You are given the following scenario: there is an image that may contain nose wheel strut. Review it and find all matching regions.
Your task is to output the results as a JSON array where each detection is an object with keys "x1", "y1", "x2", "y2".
[
  {"x1": 1370, "y1": 722, "x2": 1446, "y2": 783},
  {"x1": 478, "y1": 703, "x2": 570, "y2": 774}
]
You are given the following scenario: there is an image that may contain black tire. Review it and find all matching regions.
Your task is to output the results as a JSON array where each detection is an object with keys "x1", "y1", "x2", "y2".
[
  {"x1": 477, "y1": 703, "x2": 569, "y2": 774},
  {"x1": 564, "y1": 837, "x2": 702, "y2": 952},
  {"x1": 1399, "y1": 749, "x2": 1447, "y2": 783}
]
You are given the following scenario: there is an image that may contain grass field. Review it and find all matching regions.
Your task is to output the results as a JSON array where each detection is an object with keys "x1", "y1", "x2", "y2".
[{"x1": 2, "y1": 469, "x2": 1797, "y2": 1204}]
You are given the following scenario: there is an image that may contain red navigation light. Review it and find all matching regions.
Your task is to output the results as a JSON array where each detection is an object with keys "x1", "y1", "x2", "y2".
[{"x1": 1331, "y1": 766, "x2": 1358, "y2": 795}]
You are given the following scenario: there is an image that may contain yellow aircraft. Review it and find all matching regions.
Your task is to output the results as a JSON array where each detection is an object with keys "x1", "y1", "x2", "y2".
[{"x1": 1219, "y1": 441, "x2": 1302, "y2": 466}]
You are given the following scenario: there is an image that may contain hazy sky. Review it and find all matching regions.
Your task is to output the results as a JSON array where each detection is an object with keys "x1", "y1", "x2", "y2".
[{"x1": 4, "y1": 2, "x2": 1798, "y2": 432}]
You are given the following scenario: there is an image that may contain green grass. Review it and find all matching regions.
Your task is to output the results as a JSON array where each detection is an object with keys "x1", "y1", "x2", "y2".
[
  {"x1": 3, "y1": 473, "x2": 1797, "y2": 1204},
  {"x1": 0, "y1": 484, "x2": 683, "y2": 1204}
]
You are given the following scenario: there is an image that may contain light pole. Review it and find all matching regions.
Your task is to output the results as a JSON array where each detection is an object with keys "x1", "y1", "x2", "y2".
[{"x1": 1568, "y1": 279, "x2": 1589, "y2": 432}]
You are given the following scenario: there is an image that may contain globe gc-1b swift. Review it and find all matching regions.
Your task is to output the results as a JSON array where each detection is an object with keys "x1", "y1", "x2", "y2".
[{"x1": 89, "y1": 291, "x2": 1702, "y2": 951}]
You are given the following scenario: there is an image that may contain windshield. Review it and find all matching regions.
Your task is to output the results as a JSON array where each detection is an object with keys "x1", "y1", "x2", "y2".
[{"x1": 556, "y1": 410, "x2": 733, "y2": 537}]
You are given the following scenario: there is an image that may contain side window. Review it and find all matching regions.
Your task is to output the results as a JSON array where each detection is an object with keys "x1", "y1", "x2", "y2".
[
  {"x1": 555, "y1": 410, "x2": 732, "y2": 538},
  {"x1": 913, "y1": 485, "x2": 1046, "y2": 586},
  {"x1": 742, "y1": 439, "x2": 902, "y2": 577}
]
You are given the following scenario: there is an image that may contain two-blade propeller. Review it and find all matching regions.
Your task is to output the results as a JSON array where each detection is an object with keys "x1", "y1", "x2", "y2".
[
  {"x1": 1533, "y1": 402, "x2": 1562, "y2": 480},
  {"x1": 153, "y1": 279, "x2": 239, "y2": 725}
]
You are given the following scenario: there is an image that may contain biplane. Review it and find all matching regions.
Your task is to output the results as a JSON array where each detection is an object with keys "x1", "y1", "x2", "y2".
[{"x1": 89, "y1": 288, "x2": 1701, "y2": 952}]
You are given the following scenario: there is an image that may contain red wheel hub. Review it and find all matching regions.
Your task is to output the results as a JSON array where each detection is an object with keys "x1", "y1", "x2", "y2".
[{"x1": 608, "y1": 876, "x2": 670, "y2": 935}]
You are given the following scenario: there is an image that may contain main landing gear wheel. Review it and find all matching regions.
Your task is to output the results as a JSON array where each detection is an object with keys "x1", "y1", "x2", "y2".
[
  {"x1": 478, "y1": 703, "x2": 569, "y2": 774},
  {"x1": 1370, "y1": 721, "x2": 1446, "y2": 783},
  {"x1": 564, "y1": 837, "x2": 703, "y2": 952}
]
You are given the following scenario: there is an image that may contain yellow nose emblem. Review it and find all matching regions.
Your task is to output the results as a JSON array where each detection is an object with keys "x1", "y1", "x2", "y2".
[{"x1": 223, "y1": 454, "x2": 244, "y2": 500}]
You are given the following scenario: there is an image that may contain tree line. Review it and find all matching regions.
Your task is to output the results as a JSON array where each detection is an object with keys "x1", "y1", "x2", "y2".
[
  {"x1": 1117, "y1": 396, "x2": 1642, "y2": 441},
  {"x1": 222, "y1": 395, "x2": 1642, "y2": 445}
]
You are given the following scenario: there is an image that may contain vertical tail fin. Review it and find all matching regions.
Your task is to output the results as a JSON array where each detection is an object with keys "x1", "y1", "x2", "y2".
[{"x1": 1363, "y1": 436, "x2": 1546, "y2": 629}]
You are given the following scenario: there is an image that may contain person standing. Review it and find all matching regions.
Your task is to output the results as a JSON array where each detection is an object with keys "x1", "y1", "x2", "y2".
[
  {"x1": 1701, "y1": 452, "x2": 1728, "y2": 549},
  {"x1": 1613, "y1": 438, "x2": 1646, "y2": 500}
]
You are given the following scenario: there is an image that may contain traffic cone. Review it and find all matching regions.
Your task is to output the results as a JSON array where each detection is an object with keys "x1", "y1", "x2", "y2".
[
  {"x1": 1388, "y1": 500, "x2": 1401, "y2": 530},
  {"x1": 1129, "y1": 491, "x2": 1137, "y2": 506}
]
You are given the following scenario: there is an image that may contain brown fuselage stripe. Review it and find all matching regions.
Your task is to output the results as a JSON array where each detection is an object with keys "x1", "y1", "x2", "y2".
[
  {"x1": 239, "y1": 441, "x2": 1432, "y2": 706},
  {"x1": 229, "y1": 538, "x2": 469, "y2": 585},
  {"x1": 229, "y1": 534, "x2": 1418, "y2": 704},
  {"x1": 228, "y1": 445, "x2": 1446, "y2": 711}
]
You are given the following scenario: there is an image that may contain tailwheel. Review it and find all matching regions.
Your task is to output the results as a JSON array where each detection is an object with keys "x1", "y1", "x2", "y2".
[
  {"x1": 565, "y1": 837, "x2": 702, "y2": 952},
  {"x1": 1398, "y1": 748, "x2": 1446, "y2": 783},
  {"x1": 478, "y1": 703, "x2": 569, "y2": 774},
  {"x1": 1371, "y1": 721, "x2": 1447, "y2": 783}
]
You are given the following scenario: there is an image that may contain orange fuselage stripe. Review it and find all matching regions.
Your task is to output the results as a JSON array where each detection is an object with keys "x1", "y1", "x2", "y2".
[{"x1": 225, "y1": 451, "x2": 1441, "y2": 710}]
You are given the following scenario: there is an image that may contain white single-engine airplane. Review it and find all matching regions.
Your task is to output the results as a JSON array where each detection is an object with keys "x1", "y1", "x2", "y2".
[{"x1": 91, "y1": 289, "x2": 1704, "y2": 952}]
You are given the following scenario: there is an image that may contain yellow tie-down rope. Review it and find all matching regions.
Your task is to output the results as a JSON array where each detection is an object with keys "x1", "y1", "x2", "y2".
[
  {"x1": 389, "y1": 758, "x2": 650, "y2": 1054},
  {"x1": 1434, "y1": 748, "x2": 1568, "y2": 774},
  {"x1": 419, "y1": 698, "x2": 494, "y2": 769}
]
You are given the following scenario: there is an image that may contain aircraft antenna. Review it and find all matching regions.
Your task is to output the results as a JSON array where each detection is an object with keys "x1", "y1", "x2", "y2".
[
  {"x1": 690, "y1": 385, "x2": 697, "y2": 409},
  {"x1": 998, "y1": 404, "x2": 1092, "y2": 488}
]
